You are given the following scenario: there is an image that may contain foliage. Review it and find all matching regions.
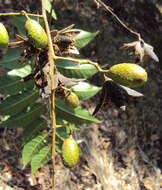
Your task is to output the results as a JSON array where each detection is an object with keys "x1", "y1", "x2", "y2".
[{"x1": 0, "y1": 6, "x2": 101, "y2": 175}]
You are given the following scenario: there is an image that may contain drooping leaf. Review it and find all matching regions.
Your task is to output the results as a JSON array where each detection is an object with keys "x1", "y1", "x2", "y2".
[
  {"x1": 72, "y1": 82, "x2": 101, "y2": 100},
  {"x1": 55, "y1": 99, "x2": 101, "y2": 124},
  {"x1": 8, "y1": 64, "x2": 32, "y2": 78},
  {"x1": 13, "y1": 16, "x2": 44, "y2": 36},
  {"x1": 22, "y1": 118, "x2": 47, "y2": 144},
  {"x1": 0, "y1": 103, "x2": 46, "y2": 128},
  {"x1": 0, "y1": 75, "x2": 34, "y2": 96},
  {"x1": 55, "y1": 58, "x2": 98, "y2": 79},
  {"x1": 75, "y1": 30, "x2": 99, "y2": 49},
  {"x1": 0, "y1": 48, "x2": 22, "y2": 69},
  {"x1": 22, "y1": 132, "x2": 49, "y2": 168},
  {"x1": 0, "y1": 90, "x2": 39, "y2": 116},
  {"x1": 45, "y1": 0, "x2": 57, "y2": 20},
  {"x1": 31, "y1": 145, "x2": 51, "y2": 176}
]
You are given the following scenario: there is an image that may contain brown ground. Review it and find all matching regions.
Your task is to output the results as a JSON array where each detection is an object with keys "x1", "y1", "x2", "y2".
[{"x1": 0, "y1": 0, "x2": 162, "y2": 190}]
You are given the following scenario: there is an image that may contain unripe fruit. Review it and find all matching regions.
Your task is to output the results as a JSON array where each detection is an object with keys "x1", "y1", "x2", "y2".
[
  {"x1": 65, "y1": 91, "x2": 79, "y2": 109},
  {"x1": 25, "y1": 19, "x2": 48, "y2": 48},
  {"x1": 62, "y1": 136, "x2": 79, "y2": 167},
  {"x1": 0, "y1": 22, "x2": 9, "y2": 48},
  {"x1": 108, "y1": 63, "x2": 147, "y2": 88}
]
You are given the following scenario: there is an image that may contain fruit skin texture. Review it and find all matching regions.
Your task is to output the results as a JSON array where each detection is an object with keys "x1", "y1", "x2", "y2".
[
  {"x1": 108, "y1": 63, "x2": 147, "y2": 88},
  {"x1": 62, "y1": 136, "x2": 79, "y2": 167},
  {"x1": 65, "y1": 91, "x2": 80, "y2": 109},
  {"x1": 25, "y1": 19, "x2": 48, "y2": 48},
  {"x1": 0, "y1": 23, "x2": 9, "y2": 48}
]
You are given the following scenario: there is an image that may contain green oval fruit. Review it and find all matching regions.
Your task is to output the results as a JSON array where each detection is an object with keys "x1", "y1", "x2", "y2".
[
  {"x1": 25, "y1": 19, "x2": 48, "y2": 48},
  {"x1": 0, "y1": 22, "x2": 9, "y2": 48},
  {"x1": 62, "y1": 136, "x2": 79, "y2": 167},
  {"x1": 65, "y1": 91, "x2": 80, "y2": 109},
  {"x1": 108, "y1": 63, "x2": 147, "y2": 88}
]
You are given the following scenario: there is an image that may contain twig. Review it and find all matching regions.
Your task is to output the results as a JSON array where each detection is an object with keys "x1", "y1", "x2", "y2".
[
  {"x1": 94, "y1": 0, "x2": 141, "y2": 40},
  {"x1": 0, "y1": 12, "x2": 43, "y2": 18},
  {"x1": 55, "y1": 56, "x2": 108, "y2": 73},
  {"x1": 41, "y1": 1, "x2": 56, "y2": 190}
]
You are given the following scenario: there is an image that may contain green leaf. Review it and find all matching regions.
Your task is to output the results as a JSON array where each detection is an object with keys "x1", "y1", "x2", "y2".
[
  {"x1": 31, "y1": 145, "x2": 51, "y2": 176},
  {"x1": 8, "y1": 64, "x2": 32, "y2": 78},
  {"x1": 45, "y1": 0, "x2": 57, "y2": 20},
  {"x1": 0, "y1": 103, "x2": 46, "y2": 128},
  {"x1": 55, "y1": 58, "x2": 98, "y2": 79},
  {"x1": 55, "y1": 99, "x2": 101, "y2": 124},
  {"x1": 0, "y1": 90, "x2": 39, "y2": 116},
  {"x1": 22, "y1": 118, "x2": 47, "y2": 144},
  {"x1": 75, "y1": 30, "x2": 99, "y2": 49},
  {"x1": 0, "y1": 48, "x2": 23, "y2": 69},
  {"x1": 22, "y1": 133, "x2": 49, "y2": 168},
  {"x1": 56, "y1": 127, "x2": 69, "y2": 141},
  {"x1": 0, "y1": 75, "x2": 34, "y2": 96},
  {"x1": 72, "y1": 82, "x2": 101, "y2": 100},
  {"x1": 13, "y1": 16, "x2": 44, "y2": 35}
]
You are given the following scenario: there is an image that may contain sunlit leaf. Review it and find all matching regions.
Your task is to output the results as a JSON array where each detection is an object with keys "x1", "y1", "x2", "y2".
[
  {"x1": 55, "y1": 58, "x2": 98, "y2": 79},
  {"x1": 0, "y1": 103, "x2": 46, "y2": 128},
  {"x1": 8, "y1": 64, "x2": 32, "y2": 78},
  {"x1": 75, "y1": 30, "x2": 99, "y2": 49},
  {"x1": 0, "y1": 90, "x2": 39, "y2": 116},
  {"x1": 72, "y1": 82, "x2": 101, "y2": 100},
  {"x1": 45, "y1": 0, "x2": 57, "y2": 20},
  {"x1": 22, "y1": 133, "x2": 49, "y2": 168},
  {"x1": 55, "y1": 99, "x2": 101, "y2": 124}
]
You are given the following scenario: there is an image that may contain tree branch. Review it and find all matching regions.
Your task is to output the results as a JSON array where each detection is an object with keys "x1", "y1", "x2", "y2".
[
  {"x1": 41, "y1": 1, "x2": 56, "y2": 190},
  {"x1": 94, "y1": 0, "x2": 141, "y2": 40}
]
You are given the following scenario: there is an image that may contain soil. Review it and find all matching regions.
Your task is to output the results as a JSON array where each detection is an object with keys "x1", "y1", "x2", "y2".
[{"x1": 0, "y1": 0, "x2": 162, "y2": 190}]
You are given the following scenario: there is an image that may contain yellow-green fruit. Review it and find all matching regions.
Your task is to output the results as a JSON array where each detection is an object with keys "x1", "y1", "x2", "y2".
[
  {"x1": 25, "y1": 19, "x2": 48, "y2": 48},
  {"x1": 65, "y1": 92, "x2": 80, "y2": 109},
  {"x1": 62, "y1": 136, "x2": 79, "y2": 167},
  {"x1": 108, "y1": 63, "x2": 147, "y2": 88},
  {"x1": 0, "y1": 23, "x2": 9, "y2": 48}
]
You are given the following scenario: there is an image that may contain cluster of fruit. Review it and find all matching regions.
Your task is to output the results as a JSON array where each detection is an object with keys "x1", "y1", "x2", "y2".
[{"x1": 0, "y1": 17, "x2": 148, "y2": 168}]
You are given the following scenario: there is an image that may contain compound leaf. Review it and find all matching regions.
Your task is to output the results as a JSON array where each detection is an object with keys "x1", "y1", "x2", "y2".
[
  {"x1": 31, "y1": 145, "x2": 51, "y2": 176},
  {"x1": 55, "y1": 58, "x2": 98, "y2": 79},
  {"x1": 0, "y1": 90, "x2": 39, "y2": 116},
  {"x1": 8, "y1": 64, "x2": 32, "y2": 78},
  {"x1": 0, "y1": 48, "x2": 22, "y2": 69},
  {"x1": 22, "y1": 118, "x2": 47, "y2": 144},
  {"x1": 45, "y1": 0, "x2": 57, "y2": 20},
  {"x1": 55, "y1": 99, "x2": 101, "y2": 124},
  {"x1": 0, "y1": 103, "x2": 46, "y2": 128},
  {"x1": 72, "y1": 82, "x2": 101, "y2": 100},
  {"x1": 0, "y1": 75, "x2": 34, "y2": 96},
  {"x1": 22, "y1": 133, "x2": 49, "y2": 168},
  {"x1": 75, "y1": 30, "x2": 99, "y2": 49}
]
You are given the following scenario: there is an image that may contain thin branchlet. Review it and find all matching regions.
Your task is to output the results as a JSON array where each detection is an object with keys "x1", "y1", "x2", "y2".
[{"x1": 94, "y1": 0, "x2": 141, "y2": 40}]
